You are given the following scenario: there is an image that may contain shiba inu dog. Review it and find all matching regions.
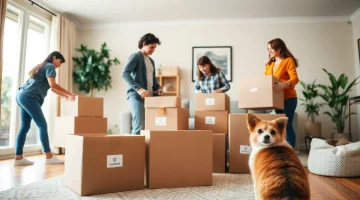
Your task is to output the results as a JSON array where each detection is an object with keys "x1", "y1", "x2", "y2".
[{"x1": 246, "y1": 113, "x2": 310, "y2": 200}]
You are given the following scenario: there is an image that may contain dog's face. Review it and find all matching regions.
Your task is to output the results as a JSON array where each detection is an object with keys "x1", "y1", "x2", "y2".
[{"x1": 246, "y1": 113, "x2": 288, "y2": 147}]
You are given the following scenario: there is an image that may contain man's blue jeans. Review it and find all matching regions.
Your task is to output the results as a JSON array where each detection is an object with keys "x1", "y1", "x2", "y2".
[
  {"x1": 15, "y1": 93, "x2": 51, "y2": 155},
  {"x1": 275, "y1": 97, "x2": 297, "y2": 148},
  {"x1": 128, "y1": 96, "x2": 145, "y2": 135}
]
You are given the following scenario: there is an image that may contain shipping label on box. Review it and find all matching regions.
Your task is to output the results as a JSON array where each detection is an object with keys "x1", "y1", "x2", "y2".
[{"x1": 107, "y1": 155, "x2": 123, "y2": 168}]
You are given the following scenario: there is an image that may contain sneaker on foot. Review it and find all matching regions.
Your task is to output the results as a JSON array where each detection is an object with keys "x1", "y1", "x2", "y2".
[
  {"x1": 14, "y1": 157, "x2": 35, "y2": 166},
  {"x1": 46, "y1": 155, "x2": 64, "y2": 165}
]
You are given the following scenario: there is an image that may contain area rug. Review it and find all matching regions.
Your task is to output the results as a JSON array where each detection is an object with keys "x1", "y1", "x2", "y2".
[{"x1": 0, "y1": 174, "x2": 255, "y2": 200}]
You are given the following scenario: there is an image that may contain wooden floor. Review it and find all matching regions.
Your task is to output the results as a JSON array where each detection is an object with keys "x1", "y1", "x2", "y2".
[{"x1": 0, "y1": 154, "x2": 359, "y2": 199}]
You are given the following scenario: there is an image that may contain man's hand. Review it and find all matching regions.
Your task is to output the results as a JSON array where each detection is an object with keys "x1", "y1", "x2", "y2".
[
  {"x1": 137, "y1": 88, "x2": 150, "y2": 98},
  {"x1": 157, "y1": 88, "x2": 163, "y2": 96}
]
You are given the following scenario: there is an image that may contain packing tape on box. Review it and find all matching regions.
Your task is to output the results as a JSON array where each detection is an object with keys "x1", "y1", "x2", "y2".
[{"x1": 157, "y1": 107, "x2": 166, "y2": 115}]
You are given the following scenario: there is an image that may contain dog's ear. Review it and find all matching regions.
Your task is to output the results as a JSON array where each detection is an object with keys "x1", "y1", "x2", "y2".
[
  {"x1": 246, "y1": 113, "x2": 260, "y2": 132},
  {"x1": 273, "y1": 117, "x2": 288, "y2": 134}
]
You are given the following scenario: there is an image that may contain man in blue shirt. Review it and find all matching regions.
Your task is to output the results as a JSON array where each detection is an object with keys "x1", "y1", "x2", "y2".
[{"x1": 122, "y1": 33, "x2": 163, "y2": 135}]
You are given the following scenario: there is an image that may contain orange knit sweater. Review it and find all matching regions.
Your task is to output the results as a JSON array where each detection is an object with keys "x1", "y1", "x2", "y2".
[{"x1": 264, "y1": 57, "x2": 299, "y2": 100}]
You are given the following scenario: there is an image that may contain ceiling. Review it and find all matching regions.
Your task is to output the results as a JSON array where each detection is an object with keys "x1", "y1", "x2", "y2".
[{"x1": 37, "y1": 0, "x2": 360, "y2": 24}]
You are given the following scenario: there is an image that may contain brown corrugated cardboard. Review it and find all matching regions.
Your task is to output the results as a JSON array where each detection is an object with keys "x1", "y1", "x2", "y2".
[
  {"x1": 195, "y1": 93, "x2": 230, "y2": 111},
  {"x1": 61, "y1": 96, "x2": 104, "y2": 117},
  {"x1": 195, "y1": 111, "x2": 228, "y2": 134},
  {"x1": 145, "y1": 96, "x2": 181, "y2": 108},
  {"x1": 213, "y1": 133, "x2": 226, "y2": 173},
  {"x1": 228, "y1": 114, "x2": 285, "y2": 173},
  {"x1": 160, "y1": 65, "x2": 179, "y2": 75},
  {"x1": 145, "y1": 108, "x2": 189, "y2": 130},
  {"x1": 53, "y1": 117, "x2": 107, "y2": 147},
  {"x1": 142, "y1": 130, "x2": 213, "y2": 189},
  {"x1": 64, "y1": 134, "x2": 145, "y2": 196},
  {"x1": 238, "y1": 75, "x2": 284, "y2": 110}
]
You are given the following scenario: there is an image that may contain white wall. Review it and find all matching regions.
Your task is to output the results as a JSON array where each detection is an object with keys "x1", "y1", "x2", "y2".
[
  {"x1": 351, "y1": 9, "x2": 360, "y2": 142},
  {"x1": 75, "y1": 17, "x2": 359, "y2": 148}
]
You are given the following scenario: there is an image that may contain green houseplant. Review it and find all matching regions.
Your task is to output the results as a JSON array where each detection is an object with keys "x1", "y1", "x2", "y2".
[
  {"x1": 318, "y1": 68, "x2": 359, "y2": 140},
  {"x1": 299, "y1": 80, "x2": 323, "y2": 137},
  {"x1": 73, "y1": 43, "x2": 120, "y2": 97}
]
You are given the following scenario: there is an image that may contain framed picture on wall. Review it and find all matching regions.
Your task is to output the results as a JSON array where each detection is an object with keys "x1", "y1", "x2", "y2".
[
  {"x1": 358, "y1": 39, "x2": 360, "y2": 65},
  {"x1": 192, "y1": 46, "x2": 232, "y2": 82}
]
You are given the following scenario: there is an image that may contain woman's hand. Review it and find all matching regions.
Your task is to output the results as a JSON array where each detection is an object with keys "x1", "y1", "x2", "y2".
[
  {"x1": 274, "y1": 81, "x2": 288, "y2": 92},
  {"x1": 66, "y1": 94, "x2": 77, "y2": 101}
]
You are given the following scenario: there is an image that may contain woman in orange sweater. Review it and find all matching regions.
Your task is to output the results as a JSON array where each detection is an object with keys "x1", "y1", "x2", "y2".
[{"x1": 265, "y1": 38, "x2": 299, "y2": 148}]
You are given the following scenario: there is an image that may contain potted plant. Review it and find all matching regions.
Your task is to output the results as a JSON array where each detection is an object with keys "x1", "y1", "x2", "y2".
[
  {"x1": 73, "y1": 42, "x2": 120, "y2": 97},
  {"x1": 318, "y1": 68, "x2": 359, "y2": 140},
  {"x1": 299, "y1": 80, "x2": 323, "y2": 137}
]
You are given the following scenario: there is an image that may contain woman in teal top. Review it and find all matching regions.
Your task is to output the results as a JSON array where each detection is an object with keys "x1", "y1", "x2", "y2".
[{"x1": 15, "y1": 51, "x2": 77, "y2": 166}]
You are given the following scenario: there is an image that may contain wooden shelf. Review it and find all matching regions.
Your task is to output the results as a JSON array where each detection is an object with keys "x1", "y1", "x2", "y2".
[{"x1": 156, "y1": 74, "x2": 180, "y2": 97}]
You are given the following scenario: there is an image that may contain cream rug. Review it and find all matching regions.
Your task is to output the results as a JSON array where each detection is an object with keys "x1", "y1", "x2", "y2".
[{"x1": 0, "y1": 174, "x2": 255, "y2": 200}]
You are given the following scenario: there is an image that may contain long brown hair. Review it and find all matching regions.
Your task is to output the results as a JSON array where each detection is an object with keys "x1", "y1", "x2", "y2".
[
  {"x1": 267, "y1": 38, "x2": 298, "y2": 67},
  {"x1": 29, "y1": 51, "x2": 65, "y2": 78},
  {"x1": 197, "y1": 56, "x2": 219, "y2": 81}
]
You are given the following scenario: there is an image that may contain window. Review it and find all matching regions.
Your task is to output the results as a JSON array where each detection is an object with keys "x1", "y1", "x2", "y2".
[
  {"x1": 0, "y1": 3, "x2": 51, "y2": 153},
  {"x1": 0, "y1": 7, "x2": 21, "y2": 148}
]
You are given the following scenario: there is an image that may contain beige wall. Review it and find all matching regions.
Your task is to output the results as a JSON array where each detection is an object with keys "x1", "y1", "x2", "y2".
[
  {"x1": 75, "y1": 18, "x2": 359, "y2": 147},
  {"x1": 351, "y1": 10, "x2": 360, "y2": 141}
]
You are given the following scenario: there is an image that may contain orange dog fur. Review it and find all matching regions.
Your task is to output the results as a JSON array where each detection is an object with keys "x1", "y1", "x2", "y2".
[{"x1": 246, "y1": 113, "x2": 310, "y2": 200}]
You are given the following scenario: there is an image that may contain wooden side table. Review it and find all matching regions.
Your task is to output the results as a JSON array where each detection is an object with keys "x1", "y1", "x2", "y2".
[
  {"x1": 348, "y1": 96, "x2": 360, "y2": 142},
  {"x1": 305, "y1": 136, "x2": 324, "y2": 153}
]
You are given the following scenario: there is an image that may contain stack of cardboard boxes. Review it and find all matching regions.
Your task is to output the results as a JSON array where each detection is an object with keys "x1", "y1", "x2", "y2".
[
  {"x1": 58, "y1": 75, "x2": 288, "y2": 196},
  {"x1": 143, "y1": 96, "x2": 213, "y2": 189},
  {"x1": 194, "y1": 93, "x2": 229, "y2": 173},
  {"x1": 60, "y1": 96, "x2": 145, "y2": 196}
]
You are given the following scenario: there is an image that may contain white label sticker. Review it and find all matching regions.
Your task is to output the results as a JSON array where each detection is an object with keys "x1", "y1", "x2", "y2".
[
  {"x1": 240, "y1": 145, "x2": 252, "y2": 154},
  {"x1": 107, "y1": 155, "x2": 123, "y2": 168},
  {"x1": 155, "y1": 117, "x2": 167, "y2": 126},
  {"x1": 249, "y1": 88, "x2": 258, "y2": 92},
  {"x1": 205, "y1": 98, "x2": 215, "y2": 106},
  {"x1": 205, "y1": 116, "x2": 216, "y2": 124}
]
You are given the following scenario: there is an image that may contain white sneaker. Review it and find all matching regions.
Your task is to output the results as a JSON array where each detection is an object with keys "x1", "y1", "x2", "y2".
[
  {"x1": 14, "y1": 157, "x2": 35, "y2": 166},
  {"x1": 46, "y1": 155, "x2": 64, "y2": 165}
]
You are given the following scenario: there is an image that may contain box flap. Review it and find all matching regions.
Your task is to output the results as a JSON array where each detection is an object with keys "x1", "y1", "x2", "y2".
[{"x1": 145, "y1": 97, "x2": 181, "y2": 108}]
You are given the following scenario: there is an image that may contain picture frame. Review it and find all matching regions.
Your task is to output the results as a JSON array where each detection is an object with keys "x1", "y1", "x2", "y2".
[
  {"x1": 192, "y1": 46, "x2": 232, "y2": 82},
  {"x1": 358, "y1": 39, "x2": 360, "y2": 65}
]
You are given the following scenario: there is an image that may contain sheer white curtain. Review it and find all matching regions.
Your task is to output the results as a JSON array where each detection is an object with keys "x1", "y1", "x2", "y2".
[
  {"x1": 0, "y1": 0, "x2": 7, "y2": 119},
  {"x1": 48, "y1": 14, "x2": 76, "y2": 150}
]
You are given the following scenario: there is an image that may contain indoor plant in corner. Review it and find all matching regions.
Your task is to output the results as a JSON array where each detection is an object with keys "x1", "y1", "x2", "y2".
[
  {"x1": 318, "y1": 68, "x2": 359, "y2": 140},
  {"x1": 299, "y1": 80, "x2": 323, "y2": 137},
  {"x1": 73, "y1": 42, "x2": 120, "y2": 97}
]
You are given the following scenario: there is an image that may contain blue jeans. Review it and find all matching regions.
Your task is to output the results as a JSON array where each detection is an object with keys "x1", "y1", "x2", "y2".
[
  {"x1": 275, "y1": 97, "x2": 297, "y2": 148},
  {"x1": 15, "y1": 93, "x2": 50, "y2": 155},
  {"x1": 128, "y1": 96, "x2": 145, "y2": 135}
]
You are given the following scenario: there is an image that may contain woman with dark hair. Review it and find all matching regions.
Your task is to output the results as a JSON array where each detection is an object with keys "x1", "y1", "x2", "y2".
[
  {"x1": 265, "y1": 38, "x2": 299, "y2": 148},
  {"x1": 15, "y1": 51, "x2": 77, "y2": 166},
  {"x1": 193, "y1": 56, "x2": 230, "y2": 93}
]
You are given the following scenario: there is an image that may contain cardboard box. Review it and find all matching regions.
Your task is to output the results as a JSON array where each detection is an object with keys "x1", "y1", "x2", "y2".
[
  {"x1": 213, "y1": 133, "x2": 226, "y2": 173},
  {"x1": 64, "y1": 135, "x2": 145, "y2": 196},
  {"x1": 145, "y1": 96, "x2": 181, "y2": 108},
  {"x1": 194, "y1": 111, "x2": 228, "y2": 134},
  {"x1": 228, "y1": 114, "x2": 285, "y2": 173},
  {"x1": 53, "y1": 117, "x2": 107, "y2": 147},
  {"x1": 145, "y1": 97, "x2": 188, "y2": 130},
  {"x1": 238, "y1": 75, "x2": 284, "y2": 110},
  {"x1": 195, "y1": 93, "x2": 230, "y2": 111},
  {"x1": 61, "y1": 96, "x2": 104, "y2": 117},
  {"x1": 142, "y1": 130, "x2": 213, "y2": 189},
  {"x1": 160, "y1": 65, "x2": 179, "y2": 75}
]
